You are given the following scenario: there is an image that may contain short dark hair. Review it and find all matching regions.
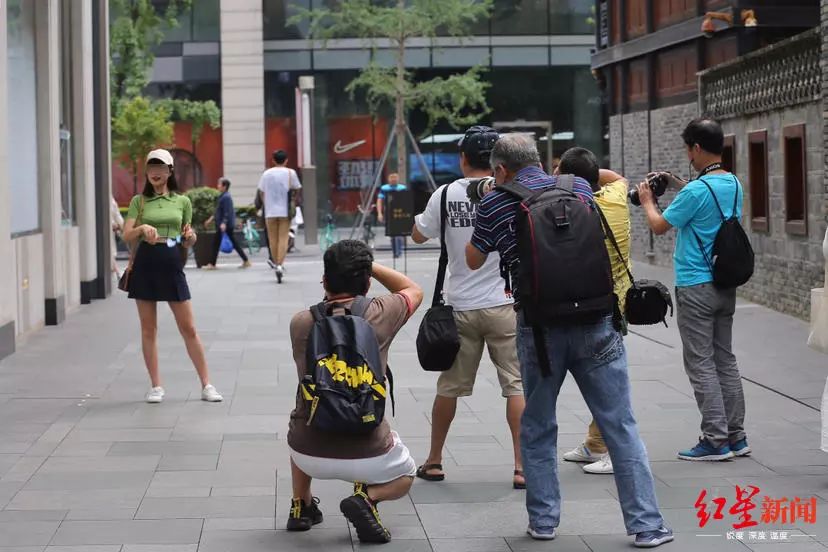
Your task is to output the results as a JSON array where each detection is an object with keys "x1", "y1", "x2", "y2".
[
  {"x1": 559, "y1": 147, "x2": 600, "y2": 192},
  {"x1": 273, "y1": 149, "x2": 288, "y2": 164},
  {"x1": 324, "y1": 240, "x2": 374, "y2": 296},
  {"x1": 682, "y1": 117, "x2": 724, "y2": 155},
  {"x1": 219, "y1": 177, "x2": 231, "y2": 190},
  {"x1": 142, "y1": 158, "x2": 179, "y2": 197}
]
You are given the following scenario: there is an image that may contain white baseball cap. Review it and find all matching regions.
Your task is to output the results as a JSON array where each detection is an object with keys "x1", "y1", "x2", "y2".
[{"x1": 146, "y1": 149, "x2": 174, "y2": 166}]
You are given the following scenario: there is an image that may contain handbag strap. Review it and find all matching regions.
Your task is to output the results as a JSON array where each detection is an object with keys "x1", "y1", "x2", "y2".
[
  {"x1": 595, "y1": 204, "x2": 635, "y2": 286},
  {"x1": 430, "y1": 185, "x2": 451, "y2": 308},
  {"x1": 126, "y1": 197, "x2": 145, "y2": 270}
]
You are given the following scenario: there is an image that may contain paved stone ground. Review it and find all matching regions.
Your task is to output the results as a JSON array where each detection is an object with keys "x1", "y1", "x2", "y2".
[{"x1": 0, "y1": 235, "x2": 827, "y2": 551}]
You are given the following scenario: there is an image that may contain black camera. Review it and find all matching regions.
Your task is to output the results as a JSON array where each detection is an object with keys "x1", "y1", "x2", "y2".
[
  {"x1": 466, "y1": 177, "x2": 496, "y2": 204},
  {"x1": 628, "y1": 173, "x2": 669, "y2": 206}
]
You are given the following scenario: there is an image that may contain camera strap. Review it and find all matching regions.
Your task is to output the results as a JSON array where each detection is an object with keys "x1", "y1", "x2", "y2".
[{"x1": 698, "y1": 163, "x2": 723, "y2": 178}]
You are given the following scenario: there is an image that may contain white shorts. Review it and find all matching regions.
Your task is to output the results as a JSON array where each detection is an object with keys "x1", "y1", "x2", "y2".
[{"x1": 290, "y1": 431, "x2": 417, "y2": 485}]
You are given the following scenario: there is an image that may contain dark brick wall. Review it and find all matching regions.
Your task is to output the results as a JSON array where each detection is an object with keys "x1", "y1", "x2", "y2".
[{"x1": 610, "y1": 101, "x2": 826, "y2": 319}]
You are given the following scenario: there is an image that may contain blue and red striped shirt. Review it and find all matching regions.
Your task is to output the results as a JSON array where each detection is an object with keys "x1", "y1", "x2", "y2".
[{"x1": 470, "y1": 166, "x2": 594, "y2": 296}]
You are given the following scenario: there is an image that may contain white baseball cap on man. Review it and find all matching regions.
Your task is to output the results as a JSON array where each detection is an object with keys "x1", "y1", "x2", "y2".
[{"x1": 146, "y1": 149, "x2": 174, "y2": 166}]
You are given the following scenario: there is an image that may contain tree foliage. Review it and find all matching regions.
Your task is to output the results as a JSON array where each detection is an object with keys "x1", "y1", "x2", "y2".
[
  {"x1": 112, "y1": 96, "x2": 174, "y2": 192},
  {"x1": 158, "y1": 99, "x2": 222, "y2": 146},
  {"x1": 109, "y1": 0, "x2": 192, "y2": 117},
  {"x1": 290, "y1": 0, "x2": 492, "y2": 183}
]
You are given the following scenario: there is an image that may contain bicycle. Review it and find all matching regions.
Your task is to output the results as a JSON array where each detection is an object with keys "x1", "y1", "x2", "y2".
[
  {"x1": 240, "y1": 213, "x2": 262, "y2": 257},
  {"x1": 319, "y1": 213, "x2": 339, "y2": 253}
]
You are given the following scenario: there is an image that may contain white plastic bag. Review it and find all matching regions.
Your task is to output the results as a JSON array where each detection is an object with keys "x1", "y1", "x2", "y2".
[
  {"x1": 808, "y1": 291, "x2": 828, "y2": 354},
  {"x1": 292, "y1": 206, "x2": 304, "y2": 227}
]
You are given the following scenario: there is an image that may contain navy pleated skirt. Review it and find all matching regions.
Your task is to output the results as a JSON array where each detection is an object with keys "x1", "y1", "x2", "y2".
[{"x1": 128, "y1": 242, "x2": 191, "y2": 302}]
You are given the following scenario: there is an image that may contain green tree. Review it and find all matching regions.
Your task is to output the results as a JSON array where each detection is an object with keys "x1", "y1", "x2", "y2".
[
  {"x1": 109, "y1": 0, "x2": 192, "y2": 117},
  {"x1": 291, "y1": 0, "x2": 492, "y2": 185},
  {"x1": 158, "y1": 99, "x2": 222, "y2": 154},
  {"x1": 112, "y1": 96, "x2": 174, "y2": 194}
]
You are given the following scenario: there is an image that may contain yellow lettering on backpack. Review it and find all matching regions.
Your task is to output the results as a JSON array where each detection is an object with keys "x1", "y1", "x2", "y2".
[{"x1": 317, "y1": 355, "x2": 380, "y2": 390}]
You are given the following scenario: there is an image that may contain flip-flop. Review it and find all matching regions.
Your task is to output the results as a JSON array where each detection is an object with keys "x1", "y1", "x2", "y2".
[
  {"x1": 416, "y1": 463, "x2": 445, "y2": 482},
  {"x1": 513, "y1": 469, "x2": 526, "y2": 490}
]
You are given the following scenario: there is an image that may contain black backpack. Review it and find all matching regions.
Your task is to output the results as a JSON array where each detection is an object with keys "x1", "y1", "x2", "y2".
[
  {"x1": 498, "y1": 175, "x2": 615, "y2": 375},
  {"x1": 692, "y1": 178, "x2": 754, "y2": 289},
  {"x1": 300, "y1": 297, "x2": 391, "y2": 434}
]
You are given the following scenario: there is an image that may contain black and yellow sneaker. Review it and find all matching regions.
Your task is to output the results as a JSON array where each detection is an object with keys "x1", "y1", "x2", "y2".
[
  {"x1": 340, "y1": 483, "x2": 392, "y2": 543},
  {"x1": 286, "y1": 496, "x2": 323, "y2": 531}
]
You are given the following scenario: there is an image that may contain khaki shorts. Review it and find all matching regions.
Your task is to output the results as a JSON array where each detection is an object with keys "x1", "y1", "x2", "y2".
[{"x1": 436, "y1": 304, "x2": 523, "y2": 398}]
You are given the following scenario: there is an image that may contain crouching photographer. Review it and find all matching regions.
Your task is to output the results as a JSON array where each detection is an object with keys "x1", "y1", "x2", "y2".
[
  {"x1": 636, "y1": 117, "x2": 752, "y2": 462},
  {"x1": 411, "y1": 125, "x2": 526, "y2": 489}
]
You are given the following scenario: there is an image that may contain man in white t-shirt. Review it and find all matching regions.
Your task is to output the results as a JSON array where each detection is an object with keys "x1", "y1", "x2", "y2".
[
  {"x1": 411, "y1": 126, "x2": 525, "y2": 488},
  {"x1": 258, "y1": 149, "x2": 302, "y2": 283}
]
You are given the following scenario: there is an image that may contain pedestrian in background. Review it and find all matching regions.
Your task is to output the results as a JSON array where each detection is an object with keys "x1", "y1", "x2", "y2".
[
  {"x1": 204, "y1": 177, "x2": 251, "y2": 270},
  {"x1": 121, "y1": 149, "x2": 223, "y2": 404},
  {"x1": 258, "y1": 149, "x2": 302, "y2": 283},
  {"x1": 376, "y1": 173, "x2": 407, "y2": 258}
]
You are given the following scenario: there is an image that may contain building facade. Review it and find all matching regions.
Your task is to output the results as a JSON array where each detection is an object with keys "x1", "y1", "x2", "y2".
[
  {"x1": 593, "y1": 0, "x2": 824, "y2": 317},
  {"x1": 0, "y1": 0, "x2": 113, "y2": 359},
  {"x1": 138, "y1": 0, "x2": 603, "y2": 221}
]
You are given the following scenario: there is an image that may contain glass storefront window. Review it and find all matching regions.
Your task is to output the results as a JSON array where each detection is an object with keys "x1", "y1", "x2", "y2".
[
  {"x1": 7, "y1": 0, "x2": 40, "y2": 235},
  {"x1": 263, "y1": 0, "x2": 311, "y2": 40},
  {"x1": 549, "y1": 0, "x2": 593, "y2": 35},
  {"x1": 192, "y1": 0, "x2": 220, "y2": 42},
  {"x1": 59, "y1": 1, "x2": 75, "y2": 224},
  {"x1": 491, "y1": 0, "x2": 549, "y2": 36}
]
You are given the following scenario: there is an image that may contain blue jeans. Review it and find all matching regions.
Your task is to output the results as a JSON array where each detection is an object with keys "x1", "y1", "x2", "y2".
[
  {"x1": 391, "y1": 236, "x2": 405, "y2": 258},
  {"x1": 516, "y1": 313, "x2": 664, "y2": 535}
]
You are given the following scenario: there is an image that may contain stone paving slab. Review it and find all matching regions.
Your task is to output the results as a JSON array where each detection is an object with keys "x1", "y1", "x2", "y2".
[{"x1": 0, "y1": 245, "x2": 826, "y2": 549}]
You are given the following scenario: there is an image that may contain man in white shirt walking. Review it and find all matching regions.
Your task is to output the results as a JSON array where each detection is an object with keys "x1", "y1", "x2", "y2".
[
  {"x1": 258, "y1": 149, "x2": 302, "y2": 283},
  {"x1": 411, "y1": 126, "x2": 526, "y2": 488}
]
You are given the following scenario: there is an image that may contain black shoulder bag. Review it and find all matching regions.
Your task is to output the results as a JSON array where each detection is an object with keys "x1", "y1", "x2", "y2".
[
  {"x1": 416, "y1": 186, "x2": 461, "y2": 371},
  {"x1": 596, "y1": 206, "x2": 673, "y2": 327}
]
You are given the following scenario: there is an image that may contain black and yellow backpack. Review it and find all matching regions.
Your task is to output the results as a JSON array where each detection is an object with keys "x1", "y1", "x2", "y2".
[{"x1": 300, "y1": 297, "x2": 391, "y2": 434}]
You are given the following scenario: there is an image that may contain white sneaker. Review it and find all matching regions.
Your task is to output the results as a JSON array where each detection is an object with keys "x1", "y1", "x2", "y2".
[
  {"x1": 201, "y1": 384, "x2": 223, "y2": 402},
  {"x1": 583, "y1": 455, "x2": 614, "y2": 474},
  {"x1": 145, "y1": 386, "x2": 165, "y2": 403},
  {"x1": 562, "y1": 443, "x2": 603, "y2": 463}
]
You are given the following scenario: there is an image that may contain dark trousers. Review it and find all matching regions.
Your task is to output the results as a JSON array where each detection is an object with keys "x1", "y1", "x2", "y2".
[{"x1": 211, "y1": 230, "x2": 249, "y2": 265}]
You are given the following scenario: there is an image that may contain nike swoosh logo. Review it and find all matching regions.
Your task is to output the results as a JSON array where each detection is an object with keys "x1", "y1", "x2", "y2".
[{"x1": 333, "y1": 139, "x2": 367, "y2": 155}]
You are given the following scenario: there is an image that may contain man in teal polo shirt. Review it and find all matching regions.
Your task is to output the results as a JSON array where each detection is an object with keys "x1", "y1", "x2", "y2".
[{"x1": 637, "y1": 117, "x2": 749, "y2": 463}]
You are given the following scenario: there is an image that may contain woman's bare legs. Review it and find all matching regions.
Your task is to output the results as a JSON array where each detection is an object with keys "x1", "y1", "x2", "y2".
[
  {"x1": 136, "y1": 300, "x2": 160, "y2": 387},
  {"x1": 168, "y1": 300, "x2": 210, "y2": 387}
]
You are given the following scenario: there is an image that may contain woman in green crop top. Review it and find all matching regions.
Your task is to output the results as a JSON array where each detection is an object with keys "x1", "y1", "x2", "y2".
[{"x1": 122, "y1": 149, "x2": 223, "y2": 404}]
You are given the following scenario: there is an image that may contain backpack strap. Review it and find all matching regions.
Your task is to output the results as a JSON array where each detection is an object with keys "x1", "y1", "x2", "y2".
[
  {"x1": 310, "y1": 301, "x2": 329, "y2": 323},
  {"x1": 496, "y1": 181, "x2": 534, "y2": 201},
  {"x1": 350, "y1": 296, "x2": 371, "y2": 318},
  {"x1": 698, "y1": 178, "x2": 726, "y2": 222},
  {"x1": 556, "y1": 174, "x2": 575, "y2": 193},
  {"x1": 431, "y1": 185, "x2": 451, "y2": 307},
  {"x1": 595, "y1": 204, "x2": 635, "y2": 286},
  {"x1": 385, "y1": 365, "x2": 395, "y2": 417}
]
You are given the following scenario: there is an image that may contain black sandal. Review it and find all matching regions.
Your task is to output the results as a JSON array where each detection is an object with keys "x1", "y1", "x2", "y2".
[
  {"x1": 513, "y1": 469, "x2": 526, "y2": 490},
  {"x1": 416, "y1": 463, "x2": 445, "y2": 482}
]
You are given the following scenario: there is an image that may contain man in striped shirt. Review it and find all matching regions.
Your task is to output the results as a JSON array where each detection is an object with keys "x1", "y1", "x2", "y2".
[{"x1": 464, "y1": 134, "x2": 672, "y2": 548}]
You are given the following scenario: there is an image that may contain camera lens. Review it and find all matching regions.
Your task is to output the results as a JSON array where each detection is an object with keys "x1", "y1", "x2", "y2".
[{"x1": 628, "y1": 188, "x2": 641, "y2": 206}]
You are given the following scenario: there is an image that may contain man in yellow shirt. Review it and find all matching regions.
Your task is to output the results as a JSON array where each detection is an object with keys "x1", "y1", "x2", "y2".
[{"x1": 556, "y1": 148, "x2": 632, "y2": 476}]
